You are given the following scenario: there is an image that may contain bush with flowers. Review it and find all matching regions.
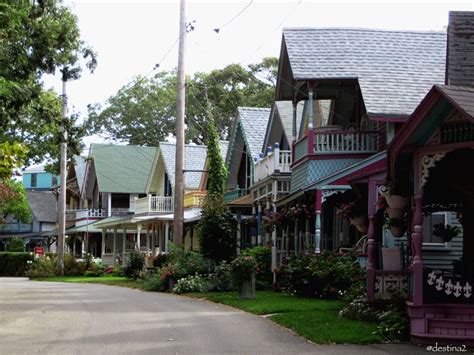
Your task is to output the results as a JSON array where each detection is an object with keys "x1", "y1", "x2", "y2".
[
  {"x1": 230, "y1": 255, "x2": 258, "y2": 285},
  {"x1": 172, "y1": 274, "x2": 214, "y2": 294}
]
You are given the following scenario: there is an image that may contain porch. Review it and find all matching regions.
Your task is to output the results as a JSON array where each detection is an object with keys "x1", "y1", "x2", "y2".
[
  {"x1": 254, "y1": 144, "x2": 291, "y2": 183},
  {"x1": 134, "y1": 195, "x2": 174, "y2": 214}
]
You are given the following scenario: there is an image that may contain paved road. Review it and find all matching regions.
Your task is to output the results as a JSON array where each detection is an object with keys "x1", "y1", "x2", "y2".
[{"x1": 0, "y1": 278, "x2": 427, "y2": 355}]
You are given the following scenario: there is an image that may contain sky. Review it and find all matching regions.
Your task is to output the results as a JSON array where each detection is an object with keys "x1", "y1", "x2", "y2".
[{"x1": 43, "y1": 0, "x2": 474, "y2": 146}]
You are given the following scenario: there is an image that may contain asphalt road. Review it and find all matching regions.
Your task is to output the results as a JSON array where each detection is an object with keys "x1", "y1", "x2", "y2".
[{"x1": 0, "y1": 278, "x2": 428, "y2": 355}]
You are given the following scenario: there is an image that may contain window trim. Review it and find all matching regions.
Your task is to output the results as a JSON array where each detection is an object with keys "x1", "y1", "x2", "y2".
[{"x1": 422, "y1": 212, "x2": 451, "y2": 250}]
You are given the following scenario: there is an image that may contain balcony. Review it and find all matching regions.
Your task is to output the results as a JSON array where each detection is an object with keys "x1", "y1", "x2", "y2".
[
  {"x1": 134, "y1": 195, "x2": 174, "y2": 215},
  {"x1": 254, "y1": 145, "x2": 291, "y2": 183},
  {"x1": 183, "y1": 191, "x2": 206, "y2": 208},
  {"x1": 224, "y1": 187, "x2": 249, "y2": 203},
  {"x1": 294, "y1": 128, "x2": 379, "y2": 162},
  {"x1": 75, "y1": 209, "x2": 105, "y2": 226}
]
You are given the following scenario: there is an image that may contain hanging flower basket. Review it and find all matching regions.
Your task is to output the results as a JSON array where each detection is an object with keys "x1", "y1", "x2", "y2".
[
  {"x1": 384, "y1": 195, "x2": 409, "y2": 209},
  {"x1": 386, "y1": 207, "x2": 405, "y2": 219},
  {"x1": 380, "y1": 182, "x2": 410, "y2": 209},
  {"x1": 349, "y1": 216, "x2": 368, "y2": 233},
  {"x1": 385, "y1": 218, "x2": 406, "y2": 238},
  {"x1": 433, "y1": 223, "x2": 460, "y2": 243}
]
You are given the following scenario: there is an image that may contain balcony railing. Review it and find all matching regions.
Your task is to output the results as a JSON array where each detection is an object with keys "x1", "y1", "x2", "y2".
[
  {"x1": 134, "y1": 195, "x2": 174, "y2": 214},
  {"x1": 183, "y1": 191, "x2": 206, "y2": 208},
  {"x1": 224, "y1": 187, "x2": 249, "y2": 203},
  {"x1": 314, "y1": 130, "x2": 378, "y2": 154},
  {"x1": 293, "y1": 128, "x2": 379, "y2": 161},
  {"x1": 254, "y1": 144, "x2": 291, "y2": 183},
  {"x1": 75, "y1": 208, "x2": 105, "y2": 221}
]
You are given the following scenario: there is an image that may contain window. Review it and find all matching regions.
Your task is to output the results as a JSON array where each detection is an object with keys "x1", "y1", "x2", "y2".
[
  {"x1": 31, "y1": 173, "x2": 37, "y2": 187},
  {"x1": 422, "y1": 212, "x2": 447, "y2": 244}
]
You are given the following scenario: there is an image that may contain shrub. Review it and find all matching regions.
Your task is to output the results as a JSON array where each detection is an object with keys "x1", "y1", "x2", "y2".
[
  {"x1": 0, "y1": 252, "x2": 33, "y2": 276},
  {"x1": 197, "y1": 209, "x2": 237, "y2": 262},
  {"x1": 26, "y1": 255, "x2": 57, "y2": 278},
  {"x1": 152, "y1": 253, "x2": 168, "y2": 268},
  {"x1": 63, "y1": 254, "x2": 86, "y2": 276},
  {"x1": 123, "y1": 251, "x2": 145, "y2": 279},
  {"x1": 112, "y1": 265, "x2": 124, "y2": 276},
  {"x1": 7, "y1": 238, "x2": 24, "y2": 252},
  {"x1": 207, "y1": 260, "x2": 234, "y2": 291},
  {"x1": 173, "y1": 274, "x2": 213, "y2": 294},
  {"x1": 142, "y1": 272, "x2": 168, "y2": 292},
  {"x1": 230, "y1": 255, "x2": 258, "y2": 285},
  {"x1": 167, "y1": 244, "x2": 210, "y2": 280},
  {"x1": 276, "y1": 252, "x2": 365, "y2": 298},
  {"x1": 241, "y1": 246, "x2": 272, "y2": 289}
]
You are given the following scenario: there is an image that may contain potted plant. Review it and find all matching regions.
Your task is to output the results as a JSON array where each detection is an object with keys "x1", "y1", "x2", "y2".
[
  {"x1": 231, "y1": 256, "x2": 258, "y2": 299},
  {"x1": 336, "y1": 201, "x2": 367, "y2": 232},
  {"x1": 380, "y1": 181, "x2": 410, "y2": 209},
  {"x1": 386, "y1": 218, "x2": 406, "y2": 238},
  {"x1": 433, "y1": 223, "x2": 460, "y2": 243}
]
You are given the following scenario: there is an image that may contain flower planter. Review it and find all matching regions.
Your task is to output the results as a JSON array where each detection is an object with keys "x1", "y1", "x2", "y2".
[
  {"x1": 386, "y1": 207, "x2": 405, "y2": 219},
  {"x1": 390, "y1": 225, "x2": 406, "y2": 238},
  {"x1": 384, "y1": 194, "x2": 409, "y2": 209},
  {"x1": 239, "y1": 273, "x2": 256, "y2": 300}
]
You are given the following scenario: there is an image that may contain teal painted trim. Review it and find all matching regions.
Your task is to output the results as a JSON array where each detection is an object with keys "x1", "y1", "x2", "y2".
[
  {"x1": 294, "y1": 136, "x2": 308, "y2": 161},
  {"x1": 23, "y1": 172, "x2": 60, "y2": 189},
  {"x1": 224, "y1": 188, "x2": 249, "y2": 203}
]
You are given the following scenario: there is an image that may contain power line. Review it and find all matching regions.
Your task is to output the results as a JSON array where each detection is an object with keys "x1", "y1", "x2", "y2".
[{"x1": 213, "y1": 0, "x2": 254, "y2": 34}]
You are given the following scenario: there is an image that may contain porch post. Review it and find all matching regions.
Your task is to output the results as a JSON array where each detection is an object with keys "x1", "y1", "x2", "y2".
[
  {"x1": 101, "y1": 228, "x2": 106, "y2": 259},
  {"x1": 271, "y1": 203, "x2": 277, "y2": 284},
  {"x1": 291, "y1": 101, "x2": 297, "y2": 162},
  {"x1": 122, "y1": 228, "x2": 126, "y2": 268},
  {"x1": 412, "y1": 195, "x2": 424, "y2": 306},
  {"x1": 293, "y1": 219, "x2": 298, "y2": 254},
  {"x1": 146, "y1": 225, "x2": 150, "y2": 255},
  {"x1": 367, "y1": 180, "x2": 377, "y2": 301},
  {"x1": 315, "y1": 189, "x2": 322, "y2": 254},
  {"x1": 251, "y1": 204, "x2": 257, "y2": 246},
  {"x1": 274, "y1": 143, "x2": 280, "y2": 172},
  {"x1": 266, "y1": 197, "x2": 271, "y2": 244},
  {"x1": 165, "y1": 222, "x2": 170, "y2": 253},
  {"x1": 107, "y1": 193, "x2": 112, "y2": 217},
  {"x1": 236, "y1": 210, "x2": 242, "y2": 255},
  {"x1": 307, "y1": 87, "x2": 314, "y2": 154},
  {"x1": 136, "y1": 224, "x2": 142, "y2": 251},
  {"x1": 113, "y1": 227, "x2": 117, "y2": 265},
  {"x1": 257, "y1": 202, "x2": 263, "y2": 245}
]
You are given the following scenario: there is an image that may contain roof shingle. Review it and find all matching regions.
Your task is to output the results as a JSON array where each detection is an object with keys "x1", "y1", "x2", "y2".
[
  {"x1": 283, "y1": 28, "x2": 447, "y2": 117},
  {"x1": 237, "y1": 107, "x2": 271, "y2": 159},
  {"x1": 26, "y1": 191, "x2": 57, "y2": 223}
]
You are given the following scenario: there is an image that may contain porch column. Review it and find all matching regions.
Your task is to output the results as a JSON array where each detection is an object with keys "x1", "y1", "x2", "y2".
[
  {"x1": 107, "y1": 193, "x2": 112, "y2": 217},
  {"x1": 367, "y1": 180, "x2": 377, "y2": 301},
  {"x1": 113, "y1": 227, "x2": 117, "y2": 265},
  {"x1": 257, "y1": 202, "x2": 263, "y2": 245},
  {"x1": 314, "y1": 189, "x2": 322, "y2": 254},
  {"x1": 251, "y1": 205, "x2": 257, "y2": 246},
  {"x1": 136, "y1": 224, "x2": 142, "y2": 251},
  {"x1": 101, "y1": 228, "x2": 106, "y2": 258},
  {"x1": 236, "y1": 210, "x2": 242, "y2": 255},
  {"x1": 305, "y1": 219, "x2": 310, "y2": 249},
  {"x1": 412, "y1": 195, "x2": 424, "y2": 306},
  {"x1": 307, "y1": 87, "x2": 314, "y2": 153},
  {"x1": 81, "y1": 237, "x2": 86, "y2": 258},
  {"x1": 293, "y1": 219, "x2": 298, "y2": 254},
  {"x1": 146, "y1": 225, "x2": 150, "y2": 255},
  {"x1": 122, "y1": 228, "x2": 126, "y2": 268},
  {"x1": 291, "y1": 100, "x2": 297, "y2": 163},
  {"x1": 271, "y1": 203, "x2": 277, "y2": 285},
  {"x1": 265, "y1": 197, "x2": 271, "y2": 244},
  {"x1": 164, "y1": 222, "x2": 170, "y2": 253}
]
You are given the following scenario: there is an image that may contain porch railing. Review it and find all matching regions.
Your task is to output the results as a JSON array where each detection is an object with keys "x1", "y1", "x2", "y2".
[
  {"x1": 254, "y1": 145, "x2": 291, "y2": 182},
  {"x1": 134, "y1": 195, "x2": 174, "y2": 214},
  {"x1": 224, "y1": 187, "x2": 249, "y2": 203},
  {"x1": 314, "y1": 130, "x2": 378, "y2": 154},
  {"x1": 183, "y1": 191, "x2": 206, "y2": 208}
]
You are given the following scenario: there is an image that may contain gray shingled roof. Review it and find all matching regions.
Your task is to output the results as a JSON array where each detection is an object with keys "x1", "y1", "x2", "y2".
[
  {"x1": 219, "y1": 141, "x2": 229, "y2": 161},
  {"x1": 283, "y1": 28, "x2": 447, "y2": 117},
  {"x1": 91, "y1": 144, "x2": 157, "y2": 193},
  {"x1": 26, "y1": 191, "x2": 57, "y2": 223},
  {"x1": 237, "y1": 107, "x2": 271, "y2": 159},
  {"x1": 159, "y1": 142, "x2": 207, "y2": 190},
  {"x1": 74, "y1": 156, "x2": 87, "y2": 193},
  {"x1": 436, "y1": 85, "x2": 474, "y2": 118}
]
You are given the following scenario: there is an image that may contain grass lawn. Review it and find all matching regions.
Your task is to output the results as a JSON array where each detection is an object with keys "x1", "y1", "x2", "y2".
[
  {"x1": 187, "y1": 291, "x2": 382, "y2": 344},
  {"x1": 34, "y1": 275, "x2": 143, "y2": 289}
]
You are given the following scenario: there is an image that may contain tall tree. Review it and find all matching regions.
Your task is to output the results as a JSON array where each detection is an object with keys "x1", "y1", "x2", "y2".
[
  {"x1": 0, "y1": 0, "x2": 97, "y2": 168},
  {"x1": 85, "y1": 57, "x2": 277, "y2": 145}
]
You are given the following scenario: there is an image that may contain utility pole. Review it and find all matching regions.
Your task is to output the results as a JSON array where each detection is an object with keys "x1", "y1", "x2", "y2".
[
  {"x1": 56, "y1": 70, "x2": 68, "y2": 274},
  {"x1": 173, "y1": 0, "x2": 186, "y2": 246}
]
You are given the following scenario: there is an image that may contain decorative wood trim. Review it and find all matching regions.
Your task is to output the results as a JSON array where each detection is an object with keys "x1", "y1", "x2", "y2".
[{"x1": 420, "y1": 153, "x2": 446, "y2": 188}]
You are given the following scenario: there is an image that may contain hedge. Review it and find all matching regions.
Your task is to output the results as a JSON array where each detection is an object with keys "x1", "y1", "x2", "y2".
[{"x1": 0, "y1": 252, "x2": 34, "y2": 276}]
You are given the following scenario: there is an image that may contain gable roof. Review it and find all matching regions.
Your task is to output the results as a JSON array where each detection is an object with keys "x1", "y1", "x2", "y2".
[
  {"x1": 236, "y1": 107, "x2": 271, "y2": 159},
  {"x1": 280, "y1": 28, "x2": 447, "y2": 117},
  {"x1": 159, "y1": 142, "x2": 207, "y2": 190},
  {"x1": 74, "y1": 156, "x2": 87, "y2": 194},
  {"x1": 436, "y1": 85, "x2": 474, "y2": 118},
  {"x1": 90, "y1": 144, "x2": 157, "y2": 194},
  {"x1": 26, "y1": 191, "x2": 57, "y2": 223}
]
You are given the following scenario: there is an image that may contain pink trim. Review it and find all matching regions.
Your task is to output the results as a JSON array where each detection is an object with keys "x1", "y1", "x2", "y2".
[
  {"x1": 369, "y1": 115, "x2": 407, "y2": 123},
  {"x1": 315, "y1": 189, "x2": 322, "y2": 210}
]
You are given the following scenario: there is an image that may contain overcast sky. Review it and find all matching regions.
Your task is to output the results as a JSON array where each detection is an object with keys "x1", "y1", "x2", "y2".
[{"x1": 43, "y1": 0, "x2": 473, "y2": 144}]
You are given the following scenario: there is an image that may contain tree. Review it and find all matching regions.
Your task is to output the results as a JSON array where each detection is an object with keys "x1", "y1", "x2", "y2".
[
  {"x1": 7, "y1": 238, "x2": 25, "y2": 252},
  {"x1": 85, "y1": 58, "x2": 277, "y2": 145},
  {"x1": 197, "y1": 117, "x2": 236, "y2": 262},
  {"x1": 0, "y1": 0, "x2": 97, "y2": 168}
]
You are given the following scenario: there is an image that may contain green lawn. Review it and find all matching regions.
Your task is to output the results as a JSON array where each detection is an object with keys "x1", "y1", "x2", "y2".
[
  {"x1": 187, "y1": 291, "x2": 382, "y2": 344},
  {"x1": 34, "y1": 275, "x2": 143, "y2": 289}
]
